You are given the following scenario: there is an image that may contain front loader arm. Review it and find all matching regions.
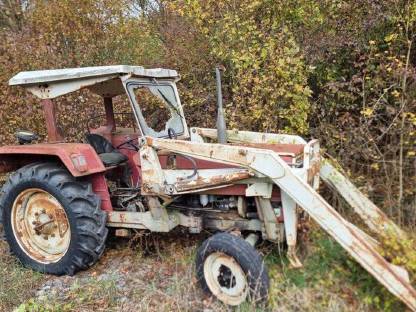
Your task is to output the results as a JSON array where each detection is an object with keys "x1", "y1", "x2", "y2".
[
  {"x1": 320, "y1": 161, "x2": 406, "y2": 239},
  {"x1": 144, "y1": 136, "x2": 416, "y2": 311}
]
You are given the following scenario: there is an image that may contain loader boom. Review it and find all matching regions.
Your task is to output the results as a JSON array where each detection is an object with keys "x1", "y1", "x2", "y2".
[
  {"x1": 320, "y1": 161, "x2": 406, "y2": 239},
  {"x1": 145, "y1": 136, "x2": 416, "y2": 311}
]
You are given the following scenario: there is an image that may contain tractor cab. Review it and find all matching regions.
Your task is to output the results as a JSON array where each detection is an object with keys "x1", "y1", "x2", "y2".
[
  {"x1": 7, "y1": 66, "x2": 189, "y2": 176},
  {"x1": 86, "y1": 75, "x2": 189, "y2": 170},
  {"x1": 9, "y1": 65, "x2": 188, "y2": 143}
]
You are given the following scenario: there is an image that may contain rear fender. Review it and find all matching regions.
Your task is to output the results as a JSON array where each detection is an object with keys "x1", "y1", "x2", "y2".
[{"x1": 0, "y1": 143, "x2": 105, "y2": 177}]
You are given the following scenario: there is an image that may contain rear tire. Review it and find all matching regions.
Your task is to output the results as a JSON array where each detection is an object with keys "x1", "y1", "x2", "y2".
[
  {"x1": 196, "y1": 232, "x2": 269, "y2": 306},
  {"x1": 0, "y1": 162, "x2": 108, "y2": 275}
]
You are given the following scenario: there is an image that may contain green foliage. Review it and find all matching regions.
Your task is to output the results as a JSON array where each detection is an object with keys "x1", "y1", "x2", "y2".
[
  {"x1": 173, "y1": 0, "x2": 312, "y2": 134},
  {"x1": 0, "y1": 2, "x2": 416, "y2": 308}
]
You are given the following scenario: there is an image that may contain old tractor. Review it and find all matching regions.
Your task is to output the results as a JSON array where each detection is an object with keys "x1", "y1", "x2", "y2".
[{"x1": 1, "y1": 65, "x2": 416, "y2": 308}]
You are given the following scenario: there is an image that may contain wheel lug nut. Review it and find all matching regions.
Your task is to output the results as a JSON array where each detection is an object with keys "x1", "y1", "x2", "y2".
[
  {"x1": 43, "y1": 235, "x2": 48, "y2": 240},
  {"x1": 51, "y1": 233, "x2": 55, "y2": 238}
]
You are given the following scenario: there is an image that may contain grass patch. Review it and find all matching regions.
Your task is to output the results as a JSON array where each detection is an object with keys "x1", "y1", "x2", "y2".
[
  {"x1": 1, "y1": 227, "x2": 410, "y2": 311},
  {"x1": 0, "y1": 234, "x2": 47, "y2": 312},
  {"x1": 266, "y1": 227, "x2": 406, "y2": 311},
  {"x1": 16, "y1": 277, "x2": 119, "y2": 312}
]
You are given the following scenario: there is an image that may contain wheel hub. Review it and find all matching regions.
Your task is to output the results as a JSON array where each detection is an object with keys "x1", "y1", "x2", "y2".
[
  {"x1": 203, "y1": 252, "x2": 248, "y2": 306},
  {"x1": 11, "y1": 188, "x2": 71, "y2": 263},
  {"x1": 218, "y1": 265, "x2": 237, "y2": 288}
]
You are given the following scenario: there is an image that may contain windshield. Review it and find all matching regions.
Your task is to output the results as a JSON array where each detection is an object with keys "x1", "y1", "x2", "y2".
[{"x1": 127, "y1": 83, "x2": 184, "y2": 138}]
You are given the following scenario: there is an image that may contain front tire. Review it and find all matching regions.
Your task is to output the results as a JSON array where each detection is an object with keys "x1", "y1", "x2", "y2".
[
  {"x1": 196, "y1": 232, "x2": 269, "y2": 306},
  {"x1": 0, "y1": 162, "x2": 108, "y2": 275}
]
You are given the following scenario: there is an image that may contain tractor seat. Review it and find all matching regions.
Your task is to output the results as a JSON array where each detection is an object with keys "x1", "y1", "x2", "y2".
[{"x1": 85, "y1": 133, "x2": 128, "y2": 167}]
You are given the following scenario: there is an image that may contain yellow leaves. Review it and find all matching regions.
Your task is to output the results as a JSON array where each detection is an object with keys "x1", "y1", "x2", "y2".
[
  {"x1": 174, "y1": 1, "x2": 311, "y2": 134},
  {"x1": 384, "y1": 33, "x2": 398, "y2": 43},
  {"x1": 361, "y1": 107, "x2": 374, "y2": 117},
  {"x1": 370, "y1": 163, "x2": 380, "y2": 170},
  {"x1": 391, "y1": 90, "x2": 400, "y2": 98}
]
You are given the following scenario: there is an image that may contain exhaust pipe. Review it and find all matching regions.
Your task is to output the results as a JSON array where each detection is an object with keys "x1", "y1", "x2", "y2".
[{"x1": 215, "y1": 66, "x2": 227, "y2": 144}]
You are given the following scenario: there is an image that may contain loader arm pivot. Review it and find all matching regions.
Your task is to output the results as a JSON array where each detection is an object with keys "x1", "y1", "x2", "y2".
[{"x1": 145, "y1": 137, "x2": 416, "y2": 311}]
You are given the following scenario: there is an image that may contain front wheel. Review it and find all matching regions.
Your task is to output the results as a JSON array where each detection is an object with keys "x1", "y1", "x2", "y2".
[
  {"x1": 0, "y1": 162, "x2": 108, "y2": 275},
  {"x1": 195, "y1": 232, "x2": 269, "y2": 306}
]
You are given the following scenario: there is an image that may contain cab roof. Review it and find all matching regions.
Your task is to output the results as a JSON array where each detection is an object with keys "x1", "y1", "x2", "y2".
[{"x1": 9, "y1": 65, "x2": 179, "y2": 99}]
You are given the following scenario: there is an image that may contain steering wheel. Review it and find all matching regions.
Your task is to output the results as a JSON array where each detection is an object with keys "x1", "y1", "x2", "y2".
[
  {"x1": 168, "y1": 128, "x2": 177, "y2": 140},
  {"x1": 116, "y1": 138, "x2": 139, "y2": 151}
]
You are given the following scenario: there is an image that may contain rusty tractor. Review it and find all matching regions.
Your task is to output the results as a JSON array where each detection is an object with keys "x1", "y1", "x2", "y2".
[{"x1": 0, "y1": 65, "x2": 415, "y2": 308}]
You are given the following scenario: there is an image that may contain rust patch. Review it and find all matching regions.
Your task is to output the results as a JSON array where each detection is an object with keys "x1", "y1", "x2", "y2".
[
  {"x1": 307, "y1": 161, "x2": 320, "y2": 183},
  {"x1": 175, "y1": 171, "x2": 251, "y2": 192}
]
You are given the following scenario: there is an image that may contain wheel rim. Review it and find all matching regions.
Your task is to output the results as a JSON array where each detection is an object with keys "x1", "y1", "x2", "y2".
[
  {"x1": 11, "y1": 188, "x2": 71, "y2": 264},
  {"x1": 203, "y1": 252, "x2": 248, "y2": 305}
]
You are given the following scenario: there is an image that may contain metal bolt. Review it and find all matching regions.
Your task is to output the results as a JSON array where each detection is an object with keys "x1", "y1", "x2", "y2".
[
  {"x1": 50, "y1": 233, "x2": 55, "y2": 238},
  {"x1": 43, "y1": 235, "x2": 48, "y2": 240}
]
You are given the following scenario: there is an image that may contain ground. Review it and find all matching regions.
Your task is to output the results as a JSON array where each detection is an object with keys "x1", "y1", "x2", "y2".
[{"x1": 0, "y1": 223, "x2": 407, "y2": 312}]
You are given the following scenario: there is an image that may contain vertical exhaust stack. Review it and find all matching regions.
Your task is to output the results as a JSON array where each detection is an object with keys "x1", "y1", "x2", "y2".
[{"x1": 215, "y1": 66, "x2": 228, "y2": 144}]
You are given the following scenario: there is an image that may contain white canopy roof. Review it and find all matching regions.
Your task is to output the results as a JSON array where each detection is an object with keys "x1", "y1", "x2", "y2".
[
  {"x1": 9, "y1": 65, "x2": 178, "y2": 86},
  {"x1": 8, "y1": 65, "x2": 179, "y2": 99}
]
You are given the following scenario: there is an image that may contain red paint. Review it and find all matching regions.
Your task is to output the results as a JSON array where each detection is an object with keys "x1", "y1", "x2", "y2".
[
  {"x1": 199, "y1": 184, "x2": 282, "y2": 199},
  {"x1": 199, "y1": 184, "x2": 247, "y2": 195},
  {"x1": 119, "y1": 148, "x2": 141, "y2": 186},
  {"x1": 0, "y1": 143, "x2": 105, "y2": 177},
  {"x1": 90, "y1": 173, "x2": 113, "y2": 211},
  {"x1": 104, "y1": 97, "x2": 115, "y2": 132},
  {"x1": 41, "y1": 99, "x2": 63, "y2": 143},
  {"x1": 88, "y1": 128, "x2": 142, "y2": 184},
  {"x1": 72, "y1": 127, "x2": 300, "y2": 199}
]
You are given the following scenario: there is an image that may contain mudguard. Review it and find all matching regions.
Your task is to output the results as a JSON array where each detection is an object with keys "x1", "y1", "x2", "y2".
[{"x1": 0, "y1": 143, "x2": 105, "y2": 177}]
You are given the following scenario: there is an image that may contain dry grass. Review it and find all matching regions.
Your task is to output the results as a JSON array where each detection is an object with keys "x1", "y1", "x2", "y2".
[{"x1": 0, "y1": 227, "x2": 407, "y2": 312}]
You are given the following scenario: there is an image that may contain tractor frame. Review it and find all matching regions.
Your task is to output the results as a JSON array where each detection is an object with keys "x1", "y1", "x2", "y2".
[{"x1": 0, "y1": 65, "x2": 415, "y2": 309}]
